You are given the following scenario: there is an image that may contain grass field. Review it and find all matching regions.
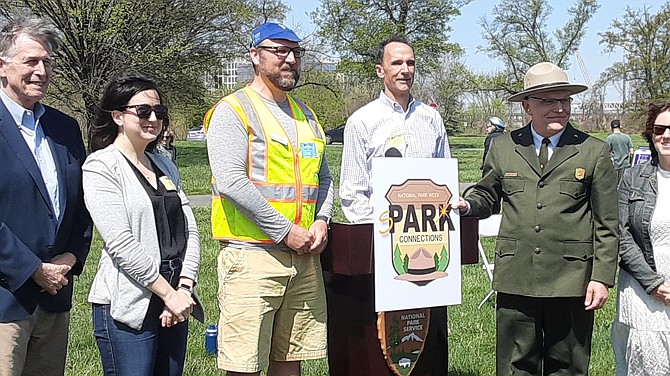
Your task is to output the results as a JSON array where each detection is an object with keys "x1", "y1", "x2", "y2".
[
  {"x1": 176, "y1": 137, "x2": 487, "y2": 197},
  {"x1": 66, "y1": 134, "x2": 628, "y2": 375}
]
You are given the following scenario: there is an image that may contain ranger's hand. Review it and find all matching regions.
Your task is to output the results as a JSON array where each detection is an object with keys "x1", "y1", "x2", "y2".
[
  {"x1": 584, "y1": 281, "x2": 608, "y2": 311},
  {"x1": 452, "y1": 198, "x2": 469, "y2": 213}
]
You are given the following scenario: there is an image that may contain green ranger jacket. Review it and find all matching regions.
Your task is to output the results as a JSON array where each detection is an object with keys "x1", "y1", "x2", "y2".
[{"x1": 465, "y1": 123, "x2": 619, "y2": 297}]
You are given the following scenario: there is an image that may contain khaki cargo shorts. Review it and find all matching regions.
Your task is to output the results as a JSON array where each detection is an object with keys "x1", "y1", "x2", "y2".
[{"x1": 216, "y1": 246, "x2": 327, "y2": 373}]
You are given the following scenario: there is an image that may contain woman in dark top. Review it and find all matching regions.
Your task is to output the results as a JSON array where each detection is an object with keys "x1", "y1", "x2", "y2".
[
  {"x1": 83, "y1": 74, "x2": 201, "y2": 376},
  {"x1": 156, "y1": 129, "x2": 178, "y2": 164}
]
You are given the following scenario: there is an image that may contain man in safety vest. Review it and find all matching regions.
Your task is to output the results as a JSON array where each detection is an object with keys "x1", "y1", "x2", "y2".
[{"x1": 205, "y1": 23, "x2": 334, "y2": 376}]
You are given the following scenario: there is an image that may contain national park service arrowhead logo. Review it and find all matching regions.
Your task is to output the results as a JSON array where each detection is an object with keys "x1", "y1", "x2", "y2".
[
  {"x1": 378, "y1": 309, "x2": 431, "y2": 376},
  {"x1": 379, "y1": 179, "x2": 454, "y2": 286}
]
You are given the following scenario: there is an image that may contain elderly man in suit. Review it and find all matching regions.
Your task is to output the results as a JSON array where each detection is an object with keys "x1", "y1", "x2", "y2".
[
  {"x1": 0, "y1": 15, "x2": 91, "y2": 376},
  {"x1": 454, "y1": 62, "x2": 618, "y2": 376}
]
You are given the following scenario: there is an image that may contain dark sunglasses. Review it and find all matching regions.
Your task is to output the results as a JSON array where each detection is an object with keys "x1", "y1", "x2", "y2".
[
  {"x1": 122, "y1": 104, "x2": 168, "y2": 120},
  {"x1": 653, "y1": 124, "x2": 670, "y2": 136}
]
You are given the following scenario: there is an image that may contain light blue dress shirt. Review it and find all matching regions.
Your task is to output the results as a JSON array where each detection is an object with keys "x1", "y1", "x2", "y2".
[
  {"x1": 0, "y1": 90, "x2": 60, "y2": 222},
  {"x1": 530, "y1": 123, "x2": 565, "y2": 160}
]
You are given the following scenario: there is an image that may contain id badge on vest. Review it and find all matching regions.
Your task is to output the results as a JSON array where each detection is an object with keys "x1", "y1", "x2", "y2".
[{"x1": 300, "y1": 142, "x2": 318, "y2": 158}]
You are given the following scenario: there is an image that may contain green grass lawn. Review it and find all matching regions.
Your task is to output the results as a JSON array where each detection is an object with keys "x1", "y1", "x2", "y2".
[
  {"x1": 176, "y1": 141, "x2": 212, "y2": 195},
  {"x1": 67, "y1": 135, "x2": 619, "y2": 375},
  {"x1": 176, "y1": 137, "x2": 484, "y2": 197}
]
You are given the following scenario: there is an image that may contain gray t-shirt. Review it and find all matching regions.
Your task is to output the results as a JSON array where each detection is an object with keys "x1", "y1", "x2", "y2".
[
  {"x1": 606, "y1": 132, "x2": 633, "y2": 169},
  {"x1": 207, "y1": 91, "x2": 334, "y2": 251}
]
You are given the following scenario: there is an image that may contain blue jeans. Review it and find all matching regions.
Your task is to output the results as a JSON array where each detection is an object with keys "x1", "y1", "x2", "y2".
[{"x1": 92, "y1": 259, "x2": 189, "y2": 376}]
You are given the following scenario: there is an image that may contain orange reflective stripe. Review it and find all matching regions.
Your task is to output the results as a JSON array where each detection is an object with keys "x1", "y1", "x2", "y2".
[{"x1": 210, "y1": 87, "x2": 325, "y2": 242}]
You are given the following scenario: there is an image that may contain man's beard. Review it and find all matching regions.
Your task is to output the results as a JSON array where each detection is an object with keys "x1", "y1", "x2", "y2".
[
  {"x1": 273, "y1": 69, "x2": 300, "y2": 91},
  {"x1": 261, "y1": 63, "x2": 300, "y2": 91}
]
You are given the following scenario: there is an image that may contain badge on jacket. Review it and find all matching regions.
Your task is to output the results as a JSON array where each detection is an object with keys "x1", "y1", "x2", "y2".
[
  {"x1": 575, "y1": 168, "x2": 586, "y2": 180},
  {"x1": 159, "y1": 176, "x2": 177, "y2": 191}
]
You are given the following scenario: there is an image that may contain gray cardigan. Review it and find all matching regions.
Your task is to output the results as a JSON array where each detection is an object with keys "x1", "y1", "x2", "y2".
[{"x1": 83, "y1": 145, "x2": 200, "y2": 330}]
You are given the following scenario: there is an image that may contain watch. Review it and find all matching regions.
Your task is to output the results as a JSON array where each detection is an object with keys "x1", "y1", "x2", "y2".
[{"x1": 178, "y1": 283, "x2": 193, "y2": 293}]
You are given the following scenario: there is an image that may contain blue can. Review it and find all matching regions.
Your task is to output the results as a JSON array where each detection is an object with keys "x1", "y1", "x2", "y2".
[{"x1": 205, "y1": 323, "x2": 217, "y2": 355}]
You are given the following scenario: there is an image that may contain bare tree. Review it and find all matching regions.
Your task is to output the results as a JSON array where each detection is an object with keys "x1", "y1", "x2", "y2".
[
  {"x1": 479, "y1": 0, "x2": 599, "y2": 94},
  {"x1": 600, "y1": 2, "x2": 670, "y2": 104}
]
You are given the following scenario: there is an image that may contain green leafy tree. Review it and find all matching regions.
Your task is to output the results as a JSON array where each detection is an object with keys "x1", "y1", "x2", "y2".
[
  {"x1": 293, "y1": 69, "x2": 347, "y2": 130},
  {"x1": 310, "y1": 0, "x2": 471, "y2": 82},
  {"x1": 0, "y1": 0, "x2": 287, "y2": 132},
  {"x1": 599, "y1": 2, "x2": 670, "y2": 104},
  {"x1": 480, "y1": 0, "x2": 599, "y2": 94}
]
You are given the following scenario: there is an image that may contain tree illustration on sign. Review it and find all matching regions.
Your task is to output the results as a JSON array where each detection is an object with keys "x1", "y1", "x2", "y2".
[
  {"x1": 393, "y1": 244, "x2": 407, "y2": 274},
  {"x1": 437, "y1": 245, "x2": 448, "y2": 271}
]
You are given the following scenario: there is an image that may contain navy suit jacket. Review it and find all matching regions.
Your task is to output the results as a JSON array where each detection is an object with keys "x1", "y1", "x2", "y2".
[{"x1": 0, "y1": 100, "x2": 92, "y2": 321}]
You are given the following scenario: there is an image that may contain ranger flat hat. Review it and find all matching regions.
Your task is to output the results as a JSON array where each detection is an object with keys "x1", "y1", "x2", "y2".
[{"x1": 508, "y1": 62, "x2": 588, "y2": 102}]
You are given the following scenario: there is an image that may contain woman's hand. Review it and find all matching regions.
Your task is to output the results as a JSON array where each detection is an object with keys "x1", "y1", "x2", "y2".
[
  {"x1": 650, "y1": 282, "x2": 670, "y2": 304},
  {"x1": 149, "y1": 276, "x2": 196, "y2": 325},
  {"x1": 159, "y1": 309, "x2": 177, "y2": 327},
  {"x1": 161, "y1": 288, "x2": 195, "y2": 324}
]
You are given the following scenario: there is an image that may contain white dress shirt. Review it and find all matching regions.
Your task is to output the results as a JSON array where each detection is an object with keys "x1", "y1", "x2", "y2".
[{"x1": 339, "y1": 91, "x2": 451, "y2": 223}]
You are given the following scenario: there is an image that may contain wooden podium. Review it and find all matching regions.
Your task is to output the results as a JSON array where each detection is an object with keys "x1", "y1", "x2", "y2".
[{"x1": 321, "y1": 218, "x2": 479, "y2": 375}]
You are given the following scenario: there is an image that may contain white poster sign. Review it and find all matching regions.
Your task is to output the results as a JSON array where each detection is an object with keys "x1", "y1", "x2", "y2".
[{"x1": 372, "y1": 158, "x2": 461, "y2": 312}]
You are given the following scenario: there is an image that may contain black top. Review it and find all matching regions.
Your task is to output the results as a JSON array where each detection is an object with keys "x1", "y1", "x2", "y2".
[{"x1": 125, "y1": 155, "x2": 186, "y2": 260}]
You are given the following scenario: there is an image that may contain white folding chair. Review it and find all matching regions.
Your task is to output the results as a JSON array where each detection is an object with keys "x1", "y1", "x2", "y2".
[{"x1": 477, "y1": 214, "x2": 502, "y2": 309}]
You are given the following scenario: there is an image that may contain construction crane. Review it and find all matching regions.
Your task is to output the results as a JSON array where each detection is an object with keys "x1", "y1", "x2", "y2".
[
  {"x1": 575, "y1": 50, "x2": 592, "y2": 87},
  {"x1": 575, "y1": 50, "x2": 611, "y2": 128}
]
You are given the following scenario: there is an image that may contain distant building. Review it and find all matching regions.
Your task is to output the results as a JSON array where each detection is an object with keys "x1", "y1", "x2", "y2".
[
  {"x1": 204, "y1": 53, "x2": 339, "y2": 91},
  {"x1": 203, "y1": 58, "x2": 251, "y2": 91}
]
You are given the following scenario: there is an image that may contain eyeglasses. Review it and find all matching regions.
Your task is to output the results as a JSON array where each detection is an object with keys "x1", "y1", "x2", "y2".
[
  {"x1": 122, "y1": 104, "x2": 168, "y2": 120},
  {"x1": 652, "y1": 124, "x2": 670, "y2": 136},
  {"x1": 527, "y1": 97, "x2": 573, "y2": 106},
  {"x1": 256, "y1": 46, "x2": 306, "y2": 59}
]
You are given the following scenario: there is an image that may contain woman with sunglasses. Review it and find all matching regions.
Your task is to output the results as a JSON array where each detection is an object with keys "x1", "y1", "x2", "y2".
[
  {"x1": 83, "y1": 73, "x2": 201, "y2": 375},
  {"x1": 612, "y1": 103, "x2": 670, "y2": 375}
]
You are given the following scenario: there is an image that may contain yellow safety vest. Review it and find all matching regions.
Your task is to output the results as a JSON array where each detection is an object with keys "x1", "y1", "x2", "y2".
[{"x1": 203, "y1": 86, "x2": 325, "y2": 243}]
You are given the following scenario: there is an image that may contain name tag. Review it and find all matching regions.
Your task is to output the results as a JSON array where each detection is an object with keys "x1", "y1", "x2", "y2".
[
  {"x1": 271, "y1": 133, "x2": 289, "y2": 146},
  {"x1": 386, "y1": 133, "x2": 406, "y2": 149},
  {"x1": 159, "y1": 176, "x2": 177, "y2": 191},
  {"x1": 300, "y1": 142, "x2": 318, "y2": 158}
]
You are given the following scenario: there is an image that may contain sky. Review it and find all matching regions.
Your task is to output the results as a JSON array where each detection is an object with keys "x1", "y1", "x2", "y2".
[{"x1": 283, "y1": 0, "x2": 663, "y2": 102}]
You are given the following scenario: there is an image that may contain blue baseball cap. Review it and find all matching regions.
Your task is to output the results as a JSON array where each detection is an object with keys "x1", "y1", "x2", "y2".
[{"x1": 251, "y1": 23, "x2": 302, "y2": 47}]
